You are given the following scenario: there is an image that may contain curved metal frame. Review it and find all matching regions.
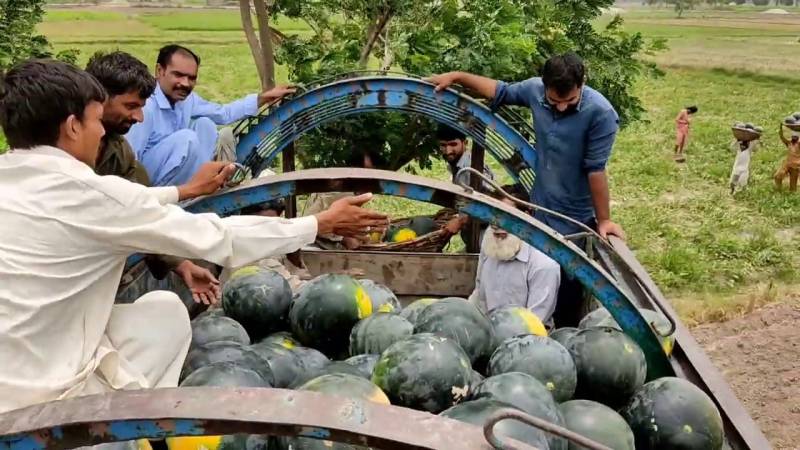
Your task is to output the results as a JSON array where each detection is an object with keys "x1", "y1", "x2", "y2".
[
  {"x1": 184, "y1": 168, "x2": 674, "y2": 379},
  {"x1": 233, "y1": 76, "x2": 538, "y2": 192}
]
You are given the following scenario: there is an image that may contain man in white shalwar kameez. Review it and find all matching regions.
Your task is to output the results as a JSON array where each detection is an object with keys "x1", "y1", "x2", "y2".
[{"x1": 0, "y1": 59, "x2": 388, "y2": 414}]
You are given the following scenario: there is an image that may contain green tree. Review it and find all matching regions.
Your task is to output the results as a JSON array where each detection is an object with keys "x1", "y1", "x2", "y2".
[
  {"x1": 269, "y1": 0, "x2": 665, "y2": 170},
  {"x1": 0, "y1": 0, "x2": 76, "y2": 70}
]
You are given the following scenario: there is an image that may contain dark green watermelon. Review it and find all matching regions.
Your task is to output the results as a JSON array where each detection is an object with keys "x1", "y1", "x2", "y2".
[
  {"x1": 183, "y1": 341, "x2": 274, "y2": 385},
  {"x1": 581, "y1": 307, "x2": 675, "y2": 356},
  {"x1": 469, "y1": 372, "x2": 566, "y2": 450},
  {"x1": 578, "y1": 307, "x2": 612, "y2": 329},
  {"x1": 344, "y1": 354, "x2": 379, "y2": 379},
  {"x1": 488, "y1": 334, "x2": 576, "y2": 402},
  {"x1": 565, "y1": 327, "x2": 647, "y2": 408},
  {"x1": 218, "y1": 434, "x2": 271, "y2": 450},
  {"x1": 408, "y1": 216, "x2": 437, "y2": 236},
  {"x1": 414, "y1": 297, "x2": 494, "y2": 364},
  {"x1": 222, "y1": 266, "x2": 293, "y2": 340},
  {"x1": 358, "y1": 279, "x2": 401, "y2": 313},
  {"x1": 440, "y1": 399, "x2": 549, "y2": 449},
  {"x1": 180, "y1": 361, "x2": 270, "y2": 388},
  {"x1": 560, "y1": 400, "x2": 635, "y2": 450},
  {"x1": 349, "y1": 313, "x2": 413, "y2": 356},
  {"x1": 399, "y1": 298, "x2": 439, "y2": 325},
  {"x1": 193, "y1": 307, "x2": 225, "y2": 321},
  {"x1": 489, "y1": 305, "x2": 548, "y2": 351},
  {"x1": 287, "y1": 346, "x2": 331, "y2": 387},
  {"x1": 372, "y1": 333, "x2": 471, "y2": 413},
  {"x1": 314, "y1": 361, "x2": 368, "y2": 379},
  {"x1": 469, "y1": 370, "x2": 484, "y2": 392},
  {"x1": 277, "y1": 373, "x2": 388, "y2": 450},
  {"x1": 549, "y1": 327, "x2": 580, "y2": 347},
  {"x1": 190, "y1": 315, "x2": 250, "y2": 349},
  {"x1": 249, "y1": 341, "x2": 304, "y2": 388},
  {"x1": 623, "y1": 377, "x2": 724, "y2": 450},
  {"x1": 289, "y1": 274, "x2": 373, "y2": 358},
  {"x1": 257, "y1": 331, "x2": 302, "y2": 350}
]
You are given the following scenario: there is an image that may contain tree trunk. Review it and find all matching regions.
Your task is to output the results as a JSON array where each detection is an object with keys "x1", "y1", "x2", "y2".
[
  {"x1": 358, "y1": 7, "x2": 393, "y2": 69},
  {"x1": 253, "y1": 0, "x2": 275, "y2": 89},
  {"x1": 380, "y1": 23, "x2": 393, "y2": 71},
  {"x1": 239, "y1": 0, "x2": 268, "y2": 88}
]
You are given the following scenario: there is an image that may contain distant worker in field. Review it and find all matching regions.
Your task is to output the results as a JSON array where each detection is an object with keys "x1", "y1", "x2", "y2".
[
  {"x1": 775, "y1": 124, "x2": 800, "y2": 192},
  {"x1": 427, "y1": 52, "x2": 623, "y2": 327},
  {"x1": 469, "y1": 186, "x2": 560, "y2": 325},
  {"x1": 87, "y1": 50, "x2": 229, "y2": 306},
  {"x1": 729, "y1": 139, "x2": 758, "y2": 195},
  {"x1": 436, "y1": 125, "x2": 495, "y2": 249},
  {"x1": 125, "y1": 44, "x2": 295, "y2": 186},
  {"x1": 674, "y1": 105, "x2": 698, "y2": 163}
]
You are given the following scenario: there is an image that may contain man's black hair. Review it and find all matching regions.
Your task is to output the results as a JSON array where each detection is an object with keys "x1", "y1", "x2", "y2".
[
  {"x1": 0, "y1": 59, "x2": 106, "y2": 149},
  {"x1": 156, "y1": 44, "x2": 201, "y2": 68},
  {"x1": 686, "y1": 105, "x2": 699, "y2": 114},
  {"x1": 435, "y1": 123, "x2": 466, "y2": 141},
  {"x1": 86, "y1": 51, "x2": 156, "y2": 99},
  {"x1": 541, "y1": 52, "x2": 586, "y2": 97},
  {"x1": 346, "y1": 149, "x2": 388, "y2": 169}
]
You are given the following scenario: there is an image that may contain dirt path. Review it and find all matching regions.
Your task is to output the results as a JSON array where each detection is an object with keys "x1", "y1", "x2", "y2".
[{"x1": 692, "y1": 302, "x2": 800, "y2": 449}]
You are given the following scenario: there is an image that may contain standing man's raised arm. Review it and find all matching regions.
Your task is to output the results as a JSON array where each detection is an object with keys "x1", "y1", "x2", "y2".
[{"x1": 426, "y1": 72, "x2": 500, "y2": 99}]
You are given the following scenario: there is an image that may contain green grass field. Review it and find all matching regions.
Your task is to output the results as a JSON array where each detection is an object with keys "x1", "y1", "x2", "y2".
[{"x1": 32, "y1": 6, "x2": 800, "y2": 322}]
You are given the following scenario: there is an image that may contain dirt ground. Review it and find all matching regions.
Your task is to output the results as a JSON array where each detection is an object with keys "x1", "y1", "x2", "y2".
[{"x1": 692, "y1": 302, "x2": 800, "y2": 450}]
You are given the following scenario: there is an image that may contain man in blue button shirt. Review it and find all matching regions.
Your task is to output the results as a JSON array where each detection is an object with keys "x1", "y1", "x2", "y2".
[
  {"x1": 427, "y1": 53, "x2": 624, "y2": 240},
  {"x1": 126, "y1": 44, "x2": 295, "y2": 186}
]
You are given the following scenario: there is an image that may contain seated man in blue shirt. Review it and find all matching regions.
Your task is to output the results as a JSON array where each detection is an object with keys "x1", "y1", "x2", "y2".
[
  {"x1": 427, "y1": 53, "x2": 624, "y2": 240},
  {"x1": 126, "y1": 44, "x2": 295, "y2": 186}
]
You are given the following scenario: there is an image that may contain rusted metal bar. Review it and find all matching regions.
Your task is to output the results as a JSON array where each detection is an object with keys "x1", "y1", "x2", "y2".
[
  {"x1": 467, "y1": 142, "x2": 486, "y2": 253},
  {"x1": 282, "y1": 142, "x2": 297, "y2": 219},
  {"x1": 0, "y1": 388, "x2": 536, "y2": 450},
  {"x1": 483, "y1": 408, "x2": 611, "y2": 450}
]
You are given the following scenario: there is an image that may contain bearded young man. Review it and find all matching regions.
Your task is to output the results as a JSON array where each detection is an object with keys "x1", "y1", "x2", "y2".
[{"x1": 468, "y1": 186, "x2": 561, "y2": 325}]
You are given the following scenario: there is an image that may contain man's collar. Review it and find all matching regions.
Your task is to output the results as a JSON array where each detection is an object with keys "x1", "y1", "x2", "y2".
[
  {"x1": 514, "y1": 242, "x2": 532, "y2": 263},
  {"x1": 10, "y1": 145, "x2": 78, "y2": 161},
  {"x1": 538, "y1": 85, "x2": 587, "y2": 112},
  {"x1": 154, "y1": 83, "x2": 173, "y2": 110}
]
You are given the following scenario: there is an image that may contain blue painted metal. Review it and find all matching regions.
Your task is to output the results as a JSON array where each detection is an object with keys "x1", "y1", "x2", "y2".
[
  {"x1": 233, "y1": 76, "x2": 538, "y2": 193},
  {"x1": 183, "y1": 168, "x2": 674, "y2": 379}
]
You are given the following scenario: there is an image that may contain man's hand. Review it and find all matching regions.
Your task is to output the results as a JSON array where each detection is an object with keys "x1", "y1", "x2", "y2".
[
  {"x1": 597, "y1": 219, "x2": 626, "y2": 240},
  {"x1": 442, "y1": 215, "x2": 469, "y2": 235},
  {"x1": 425, "y1": 72, "x2": 461, "y2": 93},
  {"x1": 174, "y1": 260, "x2": 221, "y2": 305},
  {"x1": 178, "y1": 162, "x2": 236, "y2": 200},
  {"x1": 258, "y1": 84, "x2": 297, "y2": 107},
  {"x1": 315, "y1": 193, "x2": 389, "y2": 241}
]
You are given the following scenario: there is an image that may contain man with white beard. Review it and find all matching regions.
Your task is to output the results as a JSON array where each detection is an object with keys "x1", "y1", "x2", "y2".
[{"x1": 469, "y1": 186, "x2": 561, "y2": 325}]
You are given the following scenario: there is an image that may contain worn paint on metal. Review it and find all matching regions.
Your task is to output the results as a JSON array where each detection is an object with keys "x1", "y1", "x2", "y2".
[{"x1": 233, "y1": 76, "x2": 538, "y2": 192}]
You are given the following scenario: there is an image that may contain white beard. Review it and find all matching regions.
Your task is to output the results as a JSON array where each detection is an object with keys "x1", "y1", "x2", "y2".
[{"x1": 482, "y1": 230, "x2": 523, "y2": 261}]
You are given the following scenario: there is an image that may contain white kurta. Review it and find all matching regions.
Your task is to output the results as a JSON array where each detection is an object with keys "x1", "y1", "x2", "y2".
[{"x1": 0, "y1": 146, "x2": 318, "y2": 413}]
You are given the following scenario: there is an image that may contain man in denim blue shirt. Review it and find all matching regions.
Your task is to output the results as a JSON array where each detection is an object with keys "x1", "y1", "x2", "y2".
[
  {"x1": 427, "y1": 53, "x2": 624, "y2": 240},
  {"x1": 126, "y1": 45, "x2": 294, "y2": 186}
]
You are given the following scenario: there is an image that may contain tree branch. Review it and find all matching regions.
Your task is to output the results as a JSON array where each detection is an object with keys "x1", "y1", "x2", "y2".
[
  {"x1": 358, "y1": 7, "x2": 393, "y2": 69},
  {"x1": 239, "y1": 0, "x2": 267, "y2": 88}
]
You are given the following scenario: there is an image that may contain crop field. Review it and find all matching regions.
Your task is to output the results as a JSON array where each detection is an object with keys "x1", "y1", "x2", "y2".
[{"x1": 33, "y1": 6, "x2": 800, "y2": 322}]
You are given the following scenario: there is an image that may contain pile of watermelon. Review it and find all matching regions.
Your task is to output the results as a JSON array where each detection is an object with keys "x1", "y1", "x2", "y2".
[{"x1": 175, "y1": 266, "x2": 725, "y2": 450}]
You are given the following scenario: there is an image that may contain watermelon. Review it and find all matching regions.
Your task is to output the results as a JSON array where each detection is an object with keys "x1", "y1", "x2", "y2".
[
  {"x1": 344, "y1": 354, "x2": 379, "y2": 379},
  {"x1": 578, "y1": 307, "x2": 611, "y2": 329},
  {"x1": 565, "y1": 327, "x2": 647, "y2": 408},
  {"x1": 623, "y1": 377, "x2": 724, "y2": 450},
  {"x1": 190, "y1": 315, "x2": 250, "y2": 349},
  {"x1": 287, "y1": 346, "x2": 331, "y2": 387},
  {"x1": 257, "y1": 331, "x2": 301, "y2": 350},
  {"x1": 180, "y1": 362, "x2": 270, "y2": 388},
  {"x1": 469, "y1": 370, "x2": 484, "y2": 392},
  {"x1": 489, "y1": 305, "x2": 547, "y2": 351},
  {"x1": 549, "y1": 327, "x2": 580, "y2": 347},
  {"x1": 399, "y1": 298, "x2": 439, "y2": 325},
  {"x1": 414, "y1": 297, "x2": 494, "y2": 364},
  {"x1": 183, "y1": 341, "x2": 273, "y2": 385},
  {"x1": 249, "y1": 342, "x2": 304, "y2": 388},
  {"x1": 290, "y1": 274, "x2": 373, "y2": 358},
  {"x1": 469, "y1": 372, "x2": 566, "y2": 450},
  {"x1": 581, "y1": 307, "x2": 675, "y2": 356},
  {"x1": 314, "y1": 361, "x2": 368, "y2": 379},
  {"x1": 488, "y1": 334, "x2": 576, "y2": 402},
  {"x1": 222, "y1": 266, "x2": 293, "y2": 340},
  {"x1": 349, "y1": 313, "x2": 413, "y2": 356},
  {"x1": 277, "y1": 373, "x2": 388, "y2": 450},
  {"x1": 372, "y1": 333, "x2": 471, "y2": 413},
  {"x1": 193, "y1": 307, "x2": 225, "y2": 321},
  {"x1": 358, "y1": 279, "x2": 401, "y2": 313},
  {"x1": 560, "y1": 400, "x2": 635, "y2": 450},
  {"x1": 387, "y1": 226, "x2": 417, "y2": 243},
  {"x1": 407, "y1": 216, "x2": 437, "y2": 236},
  {"x1": 440, "y1": 399, "x2": 549, "y2": 449}
]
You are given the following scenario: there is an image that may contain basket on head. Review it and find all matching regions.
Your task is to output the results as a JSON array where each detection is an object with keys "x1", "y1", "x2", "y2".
[
  {"x1": 357, "y1": 209, "x2": 458, "y2": 253},
  {"x1": 732, "y1": 127, "x2": 761, "y2": 142}
]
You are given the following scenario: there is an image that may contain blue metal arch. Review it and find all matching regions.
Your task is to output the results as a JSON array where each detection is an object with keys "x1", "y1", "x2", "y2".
[
  {"x1": 184, "y1": 168, "x2": 674, "y2": 380},
  {"x1": 234, "y1": 76, "x2": 538, "y2": 192}
]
